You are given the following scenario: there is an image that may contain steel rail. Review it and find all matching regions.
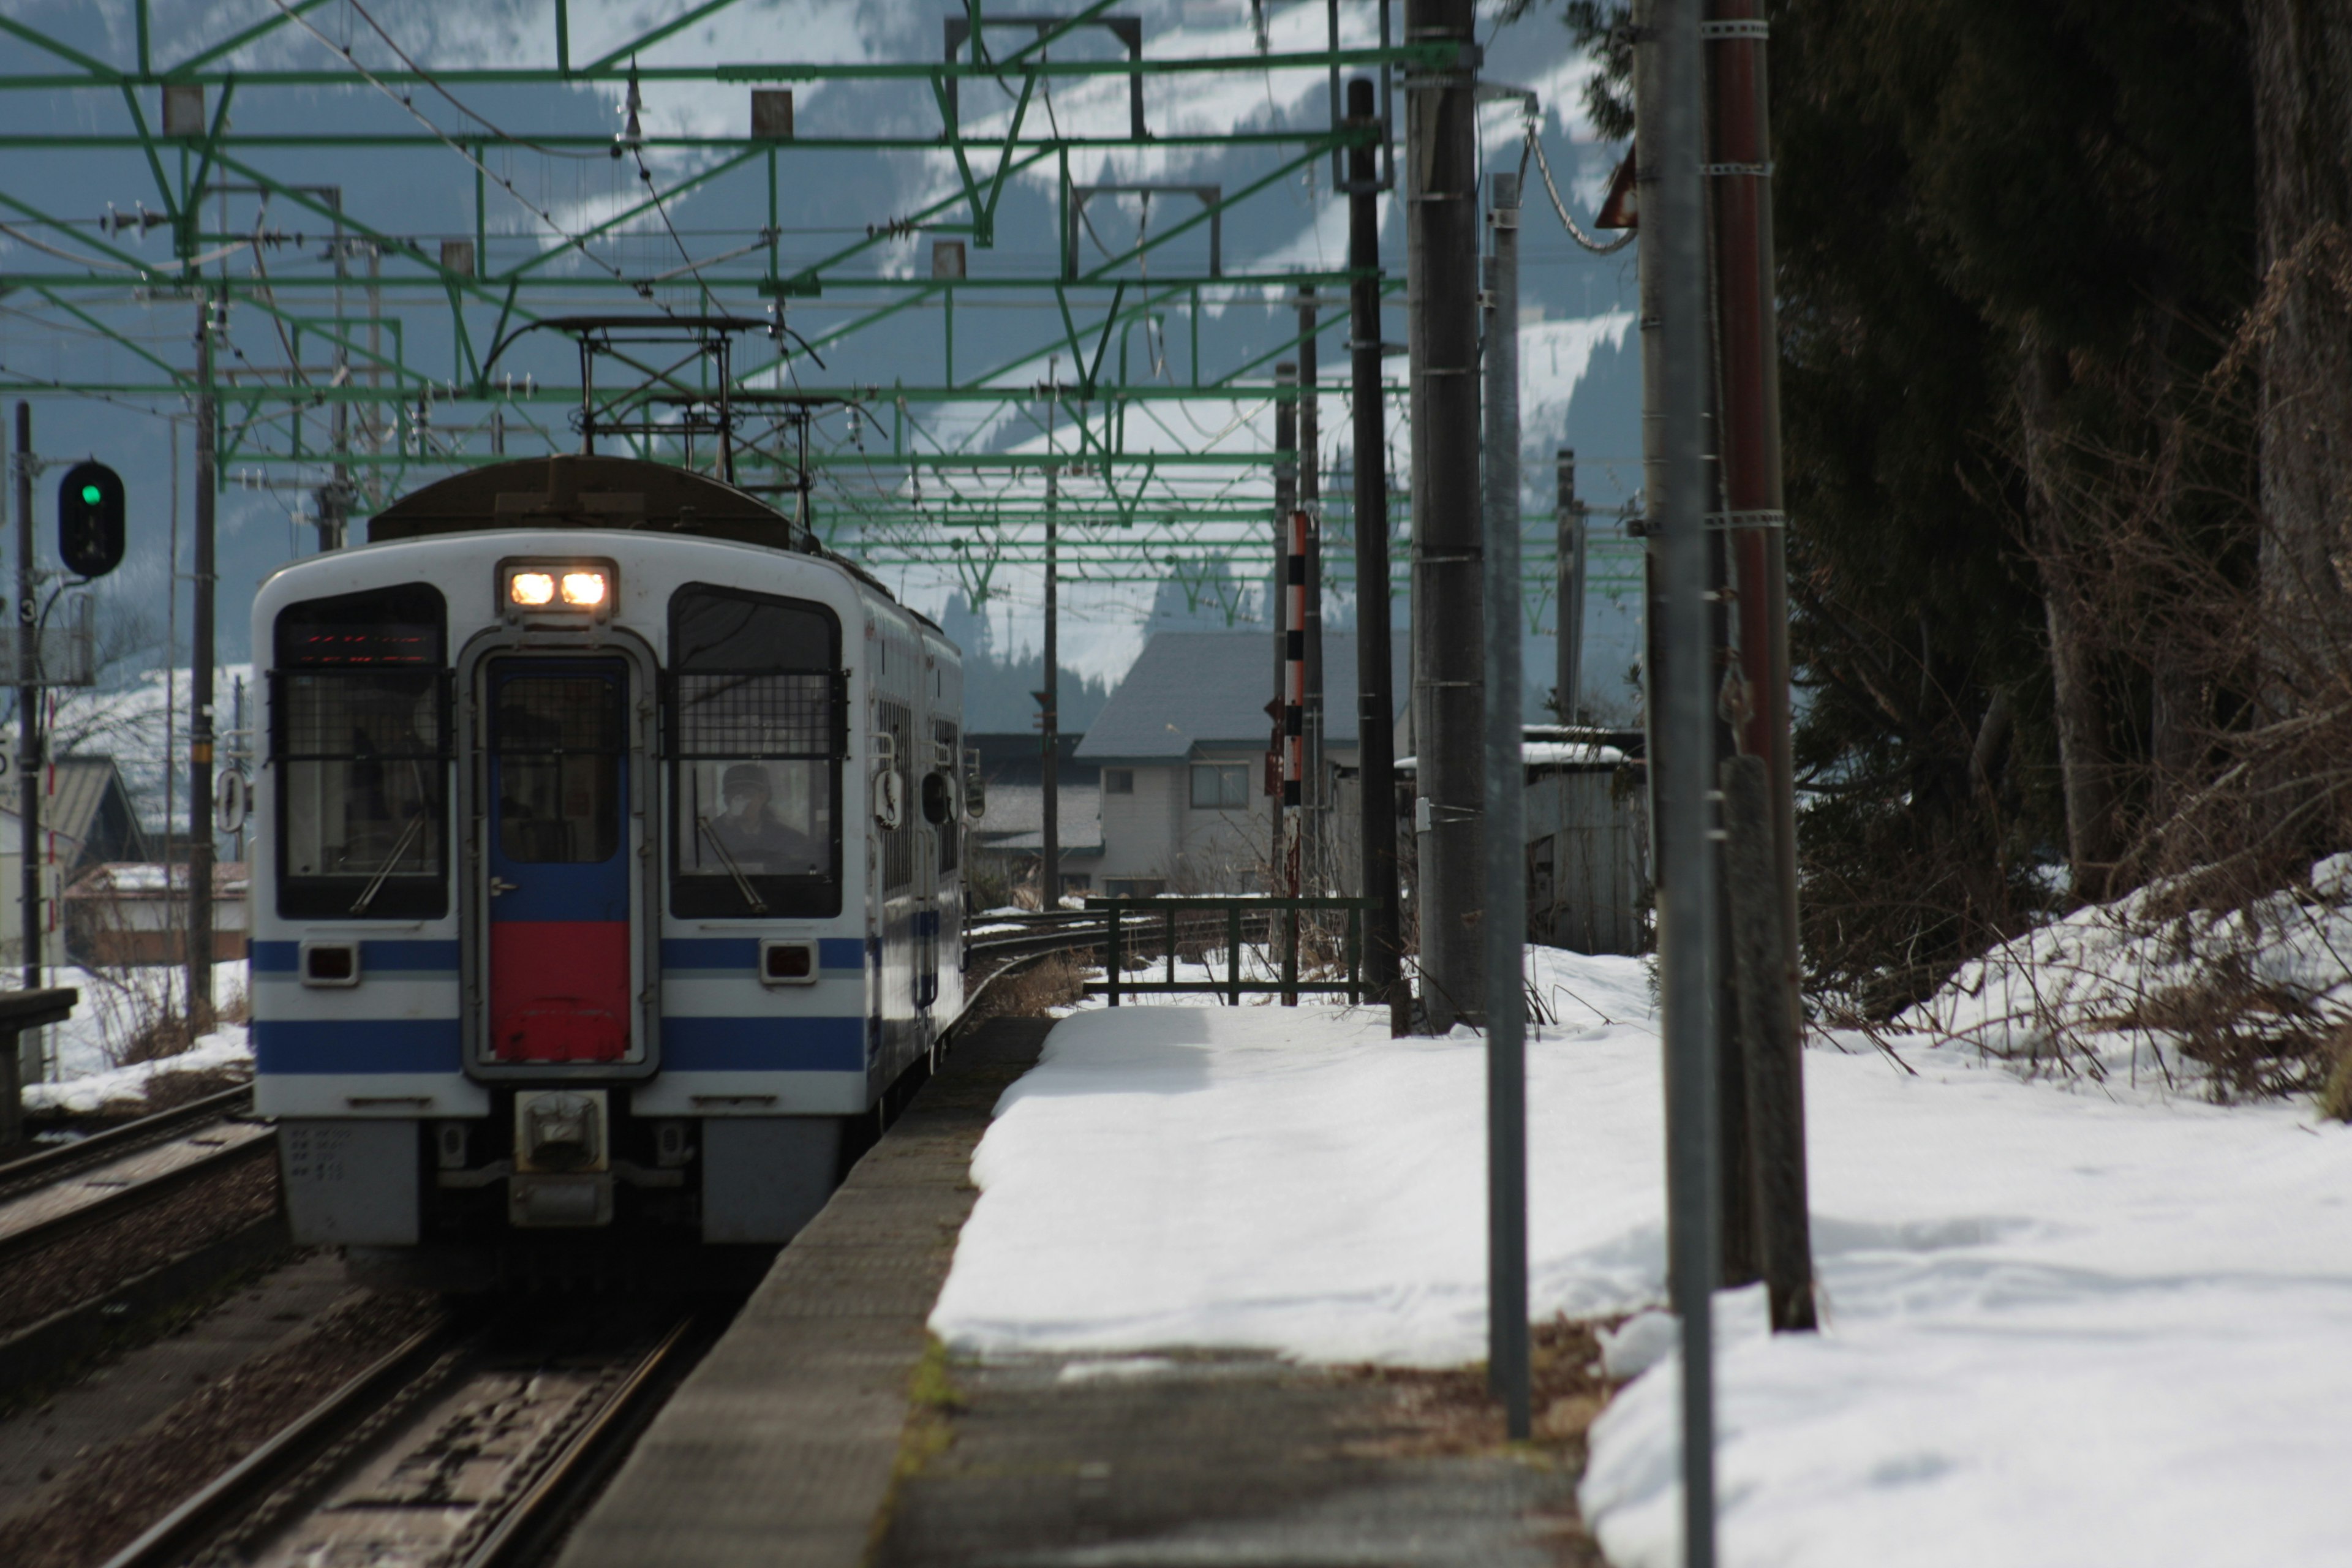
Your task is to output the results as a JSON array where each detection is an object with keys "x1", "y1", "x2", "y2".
[
  {"x1": 0, "y1": 1082, "x2": 251, "y2": 1196},
  {"x1": 97, "y1": 1305, "x2": 707, "y2": 1568},
  {"x1": 0, "y1": 1123, "x2": 275, "y2": 1272},
  {"x1": 96, "y1": 1316, "x2": 466, "y2": 1568}
]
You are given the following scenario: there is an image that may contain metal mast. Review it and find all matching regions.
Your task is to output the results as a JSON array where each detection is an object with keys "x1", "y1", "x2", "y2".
[
  {"x1": 1640, "y1": 0, "x2": 1722, "y2": 1562},
  {"x1": 188, "y1": 303, "x2": 217, "y2": 1027},
  {"x1": 1480, "y1": 171, "x2": 1529, "y2": 1439}
]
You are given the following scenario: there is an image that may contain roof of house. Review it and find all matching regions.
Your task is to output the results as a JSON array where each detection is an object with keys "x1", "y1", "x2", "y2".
[
  {"x1": 0, "y1": 756, "x2": 150, "y2": 863},
  {"x1": 1076, "y1": 631, "x2": 1408, "y2": 763},
  {"x1": 968, "y1": 783, "x2": 1104, "y2": 853}
]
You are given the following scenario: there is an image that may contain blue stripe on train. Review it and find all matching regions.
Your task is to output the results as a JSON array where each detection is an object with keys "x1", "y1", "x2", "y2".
[
  {"x1": 659, "y1": 1016, "x2": 863, "y2": 1072},
  {"x1": 254, "y1": 1019, "x2": 463, "y2": 1073},
  {"x1": 255, "y1": 1017, "x2": 863, "y2": 1074},
  {"x1": 251, "y1": 940, "x2": 462, "y2": 974},
  {"x1": 660, "y1": 937, "x2": 865, "y2": 972}
]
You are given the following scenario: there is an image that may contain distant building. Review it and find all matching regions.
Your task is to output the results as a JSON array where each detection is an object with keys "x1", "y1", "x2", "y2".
[
  {"x1": 0, "y1": 755, "x2": 152, "y2": 967},
  {"x1": 1398, "y1": 727, "x2": 1651, "y2": 957},
  {"x1": 962, "y1": 733, "x2": 1104, "y2": 899},
  {"x1": 1076, "y1": 631, "x2": 1408, "y2": 897},
  {"x1": 64, "y1": 861, "x2": 251, "y2": 967}
]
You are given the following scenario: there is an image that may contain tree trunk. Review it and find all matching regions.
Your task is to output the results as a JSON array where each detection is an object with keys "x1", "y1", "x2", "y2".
[
  {"x1": 2247, "y1": 0, "x2": 2352, "y2": 703},
  {"x1": 2018, "y1": 345, "x2": 2122, "y2": 897}
]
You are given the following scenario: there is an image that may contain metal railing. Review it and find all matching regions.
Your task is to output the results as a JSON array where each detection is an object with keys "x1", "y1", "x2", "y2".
[{"x1": 1083, "y1": 896, "x2": 1378, "y2": 1006}]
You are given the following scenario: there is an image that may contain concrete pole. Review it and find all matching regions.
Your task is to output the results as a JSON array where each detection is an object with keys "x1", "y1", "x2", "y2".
[
  {"x1": 1297, "y1": 289, "x2": 1324, "y2": 892},
  {"x1": 1640, "y1": 2, "x2": 1721, "y2": 1563},
  {"x1": 1708, "y1": 0, "x2": 1814, "y2": 1332},
  {"x1": 1344, "y1": 78, "x2": 1404, "y2": 1017},
  {"x1": 1041, "y1": 466, "x2": 1059, "y2": 910},
  {"x1": 1480, "y1": 173, "x2": 1530, "y2": 1438},
  {"x1": 189, "y1": 304, "x2": 217, "y2": 1026},
  {"x1": 15, "y1": 402, "x2": 37, "y2": 995},
  {"x1": 1404, "y1": 0, "x2": 1484, "y2": 1031},
  {"x1": 1556, "y1": 450, "x2": 1587, "y2": 725}
]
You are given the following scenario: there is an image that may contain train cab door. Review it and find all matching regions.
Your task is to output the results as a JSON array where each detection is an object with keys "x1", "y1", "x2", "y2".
[
  {"x1": 913, "y1": 820, "x2": 940, "y2": 1012},
  {"x1": 483, "y1": 657, "x2": 634, "y2": 1063}
]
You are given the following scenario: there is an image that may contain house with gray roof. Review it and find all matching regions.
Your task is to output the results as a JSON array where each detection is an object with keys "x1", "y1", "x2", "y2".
[{"x1": 1076, "y1": 631, "x2": 1407, "y2": 895}]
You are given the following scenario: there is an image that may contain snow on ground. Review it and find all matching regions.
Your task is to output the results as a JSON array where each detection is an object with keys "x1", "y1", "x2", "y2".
[
  {"x1": 1898, "y1": 850, "x2": 2352, "y2": 1087},
  {"x1": 932, "y1": 948, "x2": 2352, "y2": 1567},
  {"x1": 24, "y1": 1024, "x2": 252, "y2": 1115},
  {"x1": 23, "y1": 960, "x2": 251, "y2": 1101}
]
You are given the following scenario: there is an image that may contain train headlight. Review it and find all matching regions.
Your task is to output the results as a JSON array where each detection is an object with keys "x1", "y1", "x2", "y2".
[{"x1": 500, "y1": 559, "x2": 617, "y2": 623}]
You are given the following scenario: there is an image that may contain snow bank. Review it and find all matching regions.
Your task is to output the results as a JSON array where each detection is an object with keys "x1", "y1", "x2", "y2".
[
  {"x1": 1899, "y1": 851, "x2": 2352, "y2": 1087},
  {"x1": 40, "y1": 960, "x2": 251, "y2": 1083},
  {"x1": 933, "y1": 950, "x2": 2352, "y2": 1567},
  {"x1": 23, "y1": 1024, "x2": 252, "y2": 1115}
]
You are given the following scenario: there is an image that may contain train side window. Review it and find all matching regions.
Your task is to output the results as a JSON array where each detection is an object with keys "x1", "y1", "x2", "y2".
[
  {"x1": 668, "y1": 584, "x2": 844, "y2": 919},
  {"x1": 270, "y1": 583, "x2": 450, "y2": 919}
]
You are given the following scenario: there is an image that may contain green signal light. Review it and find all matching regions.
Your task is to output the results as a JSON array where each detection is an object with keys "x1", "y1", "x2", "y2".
[{"x1": 79, "y1": 484, "x2": 100, "y2": 505}]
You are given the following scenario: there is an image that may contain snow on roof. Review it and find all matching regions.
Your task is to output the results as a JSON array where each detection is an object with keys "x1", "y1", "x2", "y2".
[{"x1": 1395, "y1": 740, "x2": 1628, "y2": 771}]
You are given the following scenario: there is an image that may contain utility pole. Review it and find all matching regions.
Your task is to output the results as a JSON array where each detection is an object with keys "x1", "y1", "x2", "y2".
[
  {"x1": 4, "y1": 406, "x2": 24, "y2": 1140},
  {"x1": 189, "y1": 302, "x2": 217, "y2": 1027},
  {"x1": 1638, "y1": 1, "x2": 1721, "y2": 1563},
  {"x1": 1405, "y1": 0, "x2": 1483, "y2": 1031},
  {"x1": 1481, "y1": 171, "x2": 1530, "y2": 1439},
  {"x1": 1041, "y1": 464, "x2": 1059, "y2": 910},
  {"x1": 13, "y1": 402, "x2": 37, "y2": 993},
  {"x1": 1708, "y1": 0, "x2": 1814, "y2": 1333},
  {"x1": 1297, "y1": 288, "x2": 1325, "y2": 893},
  {"x1": 1271, "y1": 362, "x2": 1296, "y2": 890},
  {"x1": 1556, "y1": 450, "x2": 1586, "y2": 725},
  {"x1": 1345, "y1": 77, "x2": 1404, "y2": 1025}
]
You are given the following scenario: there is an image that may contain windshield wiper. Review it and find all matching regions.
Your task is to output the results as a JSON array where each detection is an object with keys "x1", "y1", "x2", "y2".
[
  {"x1": 349, "y1": 813, "x2": 426, "y2": 916},
  {"x1": 696, "y1": 814, "x2": 769, "y2": 914}
]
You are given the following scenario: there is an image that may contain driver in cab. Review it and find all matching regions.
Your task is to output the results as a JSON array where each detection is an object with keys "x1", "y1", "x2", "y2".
[{"x1": 712, "y1": 762, "x2": 816, "y2": 872}]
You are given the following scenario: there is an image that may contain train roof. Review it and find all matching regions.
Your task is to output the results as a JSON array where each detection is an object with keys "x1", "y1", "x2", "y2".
[
  {"x1": 369, "y1": 453, "x2": 812, "y2": 551},
  {"x1": 364, "y1": 454, "x2": 941, "y2": 634}
]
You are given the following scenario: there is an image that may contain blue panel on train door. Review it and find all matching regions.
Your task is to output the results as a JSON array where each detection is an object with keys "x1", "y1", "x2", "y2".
[{"x1": 484, "y1": 658, "x2": 632, "y2": 1063}]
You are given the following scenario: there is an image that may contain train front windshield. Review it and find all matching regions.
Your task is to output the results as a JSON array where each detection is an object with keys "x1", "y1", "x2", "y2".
[
  {"x1": 273, "y1": 583, "x2": 450, "y2": 920},
  {"x1": 668, "y1": 584, "x2": 845, "y2": 918}
]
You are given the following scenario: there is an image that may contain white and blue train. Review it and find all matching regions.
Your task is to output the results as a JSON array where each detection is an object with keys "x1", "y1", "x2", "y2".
[{"x1": 250, "y1": 454, "x2": 967, "y2": 1282}]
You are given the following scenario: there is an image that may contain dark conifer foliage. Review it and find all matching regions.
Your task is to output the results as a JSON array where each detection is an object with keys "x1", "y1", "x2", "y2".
[{"x1": 1532, "y1": 1, "x2": 2260, "y2": 1012}]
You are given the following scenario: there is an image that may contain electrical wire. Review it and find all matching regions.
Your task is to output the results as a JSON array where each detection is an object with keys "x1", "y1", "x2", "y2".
[
  {"x1": 342, "y1": 0, "x2": 605, "y2": 159},
  {"x1": 1523, "y1": 119, "x2": 1634, "y2": 256},
  {"x1": 263, "y1": 0, "x2": 663, "y2": 299}
]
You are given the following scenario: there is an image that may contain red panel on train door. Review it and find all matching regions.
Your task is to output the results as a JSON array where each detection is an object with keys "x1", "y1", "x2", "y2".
[{"x1": 486, "y1": 660, "x2": 633, "y2": 1062}]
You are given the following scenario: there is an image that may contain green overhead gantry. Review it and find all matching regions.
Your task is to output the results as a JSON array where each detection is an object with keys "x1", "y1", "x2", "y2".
[{"x1": 0, "y1": 0, "x2": 1636, "y2": 623}]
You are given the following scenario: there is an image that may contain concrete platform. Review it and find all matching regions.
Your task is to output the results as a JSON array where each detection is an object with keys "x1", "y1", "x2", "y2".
[
  {"x1": 561, "y1": 1014, "x2": 1596, "y2": 1568},
  {"x1": 557, "y1": 1017, "x2": 1056, "y2": 1568}
]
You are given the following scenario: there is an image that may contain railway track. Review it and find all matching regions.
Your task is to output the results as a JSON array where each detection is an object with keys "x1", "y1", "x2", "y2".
[
  {"x1": 0, "y1": 1089, "x2": 273, "y2": 1272},
  {"x1": 101, "y1": 1298, "x2": 719, "y2": 1568}
]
